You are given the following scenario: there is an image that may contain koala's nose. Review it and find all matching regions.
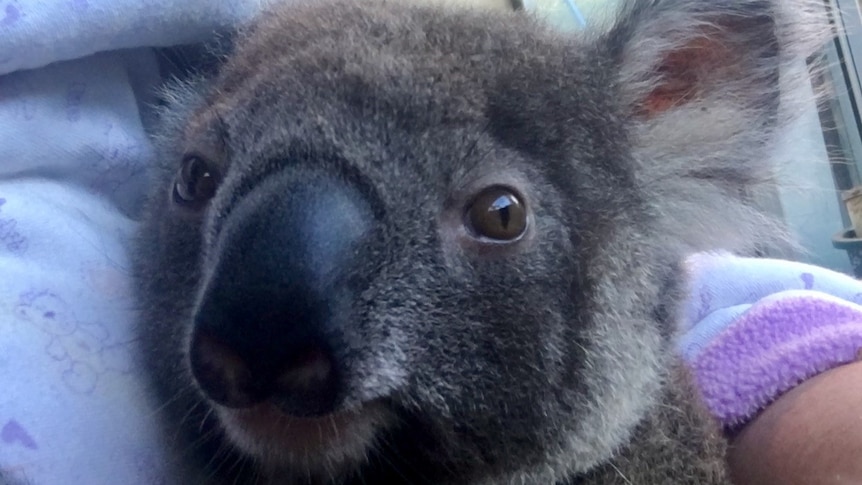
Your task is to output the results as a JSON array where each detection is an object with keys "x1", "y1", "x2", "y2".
[
  {"x1": 189, "y1": 328, "x2": 338, "y2": 415},
  {"x1": 188, "y1": 170, "x2": 374, "y2": 417}
]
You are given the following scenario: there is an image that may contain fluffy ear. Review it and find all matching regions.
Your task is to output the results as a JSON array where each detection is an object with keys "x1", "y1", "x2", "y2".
[
  {"x1": 604, "y1": 0, "x2": 832, "y2": 178},
  {"x1": 601, "y1": 0, "x2": 833, "y2": 253},
  {"x1": 607, "y1": 0, "x2": 828, "y2": 120}
]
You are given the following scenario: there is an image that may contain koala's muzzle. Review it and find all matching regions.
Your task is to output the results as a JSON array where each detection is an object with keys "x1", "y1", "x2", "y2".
[{"x1": 189, "y1": 169, "x2": 374, "y2": 417}]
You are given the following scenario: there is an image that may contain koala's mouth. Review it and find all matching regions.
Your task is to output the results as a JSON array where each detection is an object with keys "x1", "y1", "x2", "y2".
[{"x1": 216, "y1": 400, "x2": 391, "y2": 469}]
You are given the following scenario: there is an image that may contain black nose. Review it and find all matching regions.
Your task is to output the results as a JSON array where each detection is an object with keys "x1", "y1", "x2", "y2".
[{"x1": 188, "y1": 170, "x2": 373, "y2": 417}]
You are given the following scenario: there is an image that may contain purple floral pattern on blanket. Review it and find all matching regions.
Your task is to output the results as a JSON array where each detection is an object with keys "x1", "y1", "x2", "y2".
[
  {"x1": 1, "y1": 420, "x2": 37, "y2": 450},
  {"x1": 0, "y1": 198, "x2": 28, "y2": 254}
]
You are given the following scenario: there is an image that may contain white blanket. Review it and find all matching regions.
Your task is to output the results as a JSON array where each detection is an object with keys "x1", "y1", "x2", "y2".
[{"x1": 0, "y1": 2, "x2": 273, "y2": 483}]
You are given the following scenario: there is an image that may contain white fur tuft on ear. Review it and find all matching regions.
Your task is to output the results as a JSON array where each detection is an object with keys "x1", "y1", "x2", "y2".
[
  {"x1": 601, "y1": 0, "x2": 835, "y2": 255},
  {"x1": 607, "y1": 0, "x2": 832, "y2": 119}
]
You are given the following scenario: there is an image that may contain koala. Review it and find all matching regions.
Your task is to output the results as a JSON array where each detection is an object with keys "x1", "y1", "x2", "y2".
[{"x1": 132, "y1": 0, "x2": 832, "y2": 483}]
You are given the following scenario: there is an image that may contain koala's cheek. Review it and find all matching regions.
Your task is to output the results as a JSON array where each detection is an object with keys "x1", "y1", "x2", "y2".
[{"x1": 345, "y1": 332, "x2": 412, "y2": 403}]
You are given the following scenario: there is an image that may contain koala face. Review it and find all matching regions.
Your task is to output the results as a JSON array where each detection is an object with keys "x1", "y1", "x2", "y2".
[{"x1": 134, "y1": 1, "x2": 830, "y2": 483}]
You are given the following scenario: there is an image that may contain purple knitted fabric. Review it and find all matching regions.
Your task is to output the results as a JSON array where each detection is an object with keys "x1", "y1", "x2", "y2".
[
  {"x1": 689, "y1": 291, "x2": 862, "y2": 427},
  {"x1": 681, "y1": 252, "x2": 862, "y2": 428}
]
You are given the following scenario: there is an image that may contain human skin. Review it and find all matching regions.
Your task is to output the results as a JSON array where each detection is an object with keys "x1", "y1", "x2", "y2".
[{"x1": 728, "y1": 359, "x2": 862, "y2": 484}]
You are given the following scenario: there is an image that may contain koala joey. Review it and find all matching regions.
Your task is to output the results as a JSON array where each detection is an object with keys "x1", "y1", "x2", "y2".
[{"x1": 133, "y1": 0, "x2": 832, "y2": 483}]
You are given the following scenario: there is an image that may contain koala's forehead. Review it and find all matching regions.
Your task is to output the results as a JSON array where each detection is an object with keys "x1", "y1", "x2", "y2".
[{"x1": 187, "y1": 2, "x2": 611, "y2": 184}]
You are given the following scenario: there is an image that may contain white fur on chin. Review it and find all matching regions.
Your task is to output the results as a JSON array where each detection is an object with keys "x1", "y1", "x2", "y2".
[{"x1": 216, "y1": 400, "x2": 393, "y2": 476}]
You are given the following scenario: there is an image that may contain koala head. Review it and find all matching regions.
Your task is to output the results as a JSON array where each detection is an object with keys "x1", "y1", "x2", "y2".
[{"x1": 134, "y1": 0, "x2": 830, "y2": 483}]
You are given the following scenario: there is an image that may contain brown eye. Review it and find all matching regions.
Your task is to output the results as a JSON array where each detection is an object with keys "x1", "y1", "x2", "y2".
[
  {"x1": 173, "y1": 155, "x2": 220, "y2": 207},
  {"x1": 466, "y1": 186, "x2": 528, "y2": 241}
]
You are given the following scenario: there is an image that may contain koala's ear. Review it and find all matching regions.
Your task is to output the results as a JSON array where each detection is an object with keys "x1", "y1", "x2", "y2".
[
  {"x1": 604, "y1": 0, "x2": 829, "y2": 123},
  {"x1": 596, "y1": 1, "x2": 833, "y2": 254}
]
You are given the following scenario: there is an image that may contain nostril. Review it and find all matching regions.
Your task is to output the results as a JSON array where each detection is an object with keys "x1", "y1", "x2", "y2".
[
  {"x1": 271, "y1": 346, "x2": 339, "y2": 417},
  {"x1": 189, "y1": 330, "x2": 260, "y2": 408},
  {"x1": 276, "y1": 347, "x2": 334, "y2": 392},
  {"x1": 189, "y1": 328, "x2": 340, "y2": 415}
]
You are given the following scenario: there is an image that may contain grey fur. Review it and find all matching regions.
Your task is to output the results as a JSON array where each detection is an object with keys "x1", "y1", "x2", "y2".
[{"x1": 133, "y1": 0, "x2": 833, "y2": 483}]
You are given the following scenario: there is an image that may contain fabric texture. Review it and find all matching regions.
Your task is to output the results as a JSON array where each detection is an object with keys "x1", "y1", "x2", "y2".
[
  {"x1": 681, "y1": 252, "x2": 862, "y2": 427},
  {"x1": 0, "y1": 1, "x2": 276, "y2": 483},
  {"x1": 0, "y1": 0, "x2": 270, "y2": 77}
]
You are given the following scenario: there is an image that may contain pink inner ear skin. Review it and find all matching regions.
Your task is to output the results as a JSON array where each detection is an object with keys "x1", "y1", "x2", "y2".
[{"x1": 639, "y1": 29, "x2": 737, "y2": 118}]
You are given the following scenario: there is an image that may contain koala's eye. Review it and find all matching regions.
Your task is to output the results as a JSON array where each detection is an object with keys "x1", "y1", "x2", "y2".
[
  {"x1": 466, "y1": 186, "x2": 528, "y2": 242},
  {"x1": 173, "y1": 155, "x2": 220, "y2": 207}
]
